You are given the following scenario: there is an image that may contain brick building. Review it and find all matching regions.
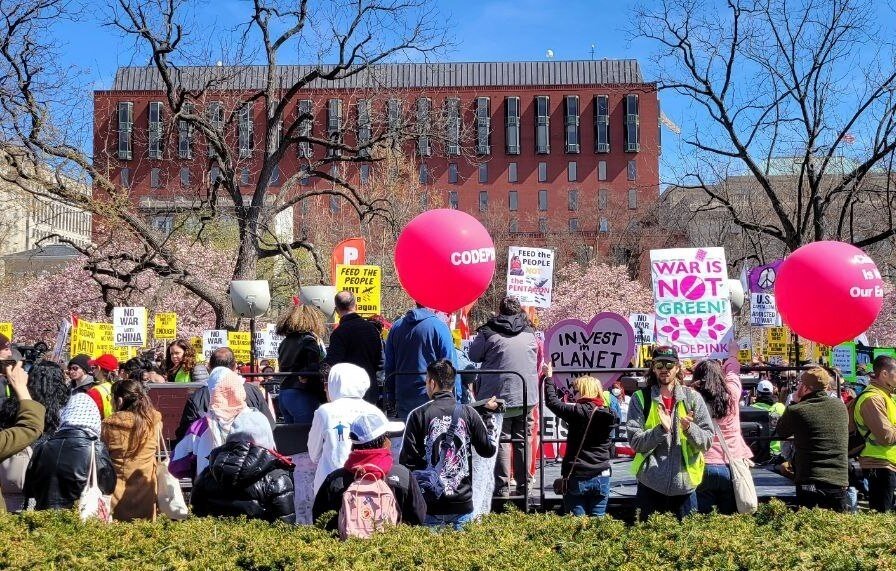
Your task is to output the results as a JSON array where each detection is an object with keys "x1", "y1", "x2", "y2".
[{"x1": 93, "y1": 60, "x2": 660, "y2": 262}]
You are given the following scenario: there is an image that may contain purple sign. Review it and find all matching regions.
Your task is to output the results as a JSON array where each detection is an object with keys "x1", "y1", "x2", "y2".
[
  {"x1": 545, "y1": 312, "x2": 636, "y2": 394},
  {"x1": 748, "y1": 260, "x2": 783, "y2": 293}
]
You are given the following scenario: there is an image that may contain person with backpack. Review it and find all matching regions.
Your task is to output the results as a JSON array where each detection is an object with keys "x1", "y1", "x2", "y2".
[
  {"x1": 626, "y1": 346, "x2": 714, "y2": 521},
  {"x1": 399, "y1": 359, "x2": 498, "y2": 530},
  {"x1": 312, "y1": 410, "x2": 425, "y2": 538},
  {"x1": 851, "y1": 355, "x2": 896, "y2": 512}
]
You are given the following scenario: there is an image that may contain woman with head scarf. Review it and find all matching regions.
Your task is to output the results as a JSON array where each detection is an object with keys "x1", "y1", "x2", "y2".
[
  {"x1": 24, "y1": 393, "x2": 116, "y2": 510},
  {"x1": 169, "y1": 368, "x2": 273, "y2": 481}
]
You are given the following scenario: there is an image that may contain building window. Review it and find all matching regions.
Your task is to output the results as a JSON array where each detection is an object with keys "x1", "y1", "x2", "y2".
[
  {"x1": 350, "y1": 99, "x2": 369, "y2": 159},
  {"x1": 595, "y1": 95, "x2": 610, "y2": 153},
  {"x1": 509, "y1": 218, "x2": 518, "y2": 233},
  {"x1": 476, "y1": 97, "x2": 491, "y2": 155},
  {"x1": 329, "y1": 195, "x2": 340, "y2": 214},
  {"x1": 599, "y1": 217, "x2": 610, "y2": 232},
  {"x1": 539, "y1": 217, "x2": 548, "y2": 234},
  {"x1": 207, "y1": 101, "x2": 223, "y2": 157},
  {"x1": 419, "y1": 164, "x2": 430, "y2": 185},
  {"x1": 479, "y1": 191, "x2": 489, "y2": 212},
  {"x1": 505, "y1": 97, "x2": 520, "y2": 155},
  {"x1": 448, "y1": 191, "x2": 459, "y2": 209},
  {"x1": 624, "y1": 94, "x2": 640, "y2": 152},
  {"x1": 538, "y1": 189, "x2": 548, "y2": 211},
  {"x1": 209, "y1": 166, "x2": 221, "y2": 185},
  {"x1": 508, "y1": 162, "x2": 518, "y2": 183},
  {"x1": 538, "y1": 162, "x2": 547, "y2": 182},
  {"x1": 628, "y1": 188, "x2": 638, "y2": 209},
  {"x1": 448, "y1": 162, "x2": 458, "y2": 184},
  {"x1": 238, "y1": 102, "x2": 254, "y2": 159},
  {"x1": 509, "y1": 190, "x2": 518, "y2": 212},
  {"x1": 299, "y1": 166, "x2": 311, "y2": 186},
  {"x1": 387, "y1": 98, "x2": 402, "y2": 145},
  {"x1": 628, "y1": 160, "x2": 637, "y2": 181},
  {"x1": 298, "y1": 99, "x2": 313, "y2": 158},
  {"x1": 117, "y1": 102, "x2": 133, "y2": 160},
  {"x1": 568, "y1": 189, "x2": 579, "y2": 211},
  {"x1": 535, "y1": 95, "x2": 550, "y2": 154},
  {"x1": 568, "y1": 218, "x2": 579, "y2": 232},
  {"x1": 568, "y1": 161, "x2": 577, "y2": 182},
  {"x1": 152, "y1": 215, "x2": 173, "y2": 235},
  {"x1": 598, "y1": 160, "x2": 607, "y2": 181},
  {"x1": 327, "y1": 98, "x2": 343, "y2": 157},
  {"x1": 478, "y1": 163, "x2": 488, "y2": 184},
  {"x1": 240, "y1": 168, "x2": 249, "y2": 186},
  {"x1": 417, "y1": 98, "x2": 432, "y2": 157},
  {"x1": 178, "y1": 103, "x2": 193, "y2": 159},
  {"x1": 150, "y1": 168, "x2": 161, "y2": 189},
  {"x1": 179, "y1": 167, "x2": 190, "y2": 187},
  {"x1": 269, "y1": 99, "x2": 283, "y2": 154},
  {"x1": 120, "y1": 168, "x2": 130, "y2": 188},
  {"x1": 269, "y1": 165, "x2": 281, "y2": 186},
  {"x1": 445, "y1": 97, "x2": 461, "y2": 156},
  {"x1": 359, "y1": 164, "x2": 370, "y2": 185},
  {"x1": 564, "y1": 95, "x2": 580, "y2": 153},
  {"x1": 599, "y1": 188, "x2": 608, "y2": 210},
  {"x1": 148, "y1": 101, "x2": 163, "y2": 159}
]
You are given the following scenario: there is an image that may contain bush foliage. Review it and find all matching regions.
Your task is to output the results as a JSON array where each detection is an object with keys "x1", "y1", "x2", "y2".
[{"x1": 1, "y1": 501, "x2": 895, "y2": 570}]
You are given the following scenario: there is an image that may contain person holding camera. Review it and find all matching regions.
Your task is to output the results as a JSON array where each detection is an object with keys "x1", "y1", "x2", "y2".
[
  {"x1": 543, "y1": 366, "x2": 616, "y2": 517},
  {"x1": 0, "y1": 360, "x2": 46, "y2": 512}
]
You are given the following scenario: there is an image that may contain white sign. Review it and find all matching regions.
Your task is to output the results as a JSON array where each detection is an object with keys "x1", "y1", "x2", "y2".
[
  {"x1": 651, "y1": 247, "x2": 733, "y2": 359},
  {"x1": 832, "y1": 344, "x2": 856, "y2": 379},
  {"x1": 202, "y1": 329, "x2": 228, "y2": 361},
  {"x1": 628, "y1": 313, "x2": 655, "y2": 345},
  {"x1": 112, "y1": 307, "x2": 147, "y2": 347},
  {"x1": 254, "y1": 327, "x2": 283, "y2": 360},
  {"x1": 749, "y1": 293, "x2": 782, "y2": 327},
  {"x1": 506, "y1": 246, "x2": 554, "y2": 308}
]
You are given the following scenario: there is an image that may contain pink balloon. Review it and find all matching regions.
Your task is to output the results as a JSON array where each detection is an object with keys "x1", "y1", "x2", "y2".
[
  {"x1": 394, "y1": 209, "x2": 496, "y2": 313},
  {"x1": 775, "y1": 241, "x2": 884, "y2": 346}
]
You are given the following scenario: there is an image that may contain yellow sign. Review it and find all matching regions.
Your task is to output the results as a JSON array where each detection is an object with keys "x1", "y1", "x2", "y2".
[
  {"x1": 335, "y1": 264, "x2": 381, "y2": 316},
  {"x1": 71, "y1": 320, "x2": 97, "y2": 358},
  {"x1": 95, "y1": 323, "x2": 114, "y2": 357},
  {"x1": 190, "y1": 337, "x2": 204, "y2": 362},
  {"x1": 228, "y1": 331, "x2": 252, "y2": 363},
  {"x1": 154, "y1": 313, "x2": 178, "y2": 340},
  {"x1": 451, "y1": 329, "x2": 462, "y2": 349},
  {"x1": 111, "y1": 346, "x2": 138, "y2": 363},
  {"x1": 0, "y1": 323, "x2": 12, "y2": 341},
  {"x1": 765, "y1": 327, "x2": 788, "y2": 359}
]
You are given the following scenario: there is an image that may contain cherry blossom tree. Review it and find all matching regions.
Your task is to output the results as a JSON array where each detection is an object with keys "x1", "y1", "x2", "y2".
[
  {"x1": 541, "y1": 262, "x2": 654, "y2": 330},
  {"x1": 868, "y1": 282, "x2": 896, "y2": 347}
]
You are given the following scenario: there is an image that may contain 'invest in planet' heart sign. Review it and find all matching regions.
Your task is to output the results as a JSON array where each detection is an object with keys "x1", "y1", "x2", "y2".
[{"x1": 545, "y1": 312, "x2": 637, "y2": 394}]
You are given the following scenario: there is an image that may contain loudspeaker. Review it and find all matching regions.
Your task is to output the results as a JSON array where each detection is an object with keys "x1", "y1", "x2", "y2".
[{"x1": 230, "y1": 280, "x2": 271, "y2": 318}]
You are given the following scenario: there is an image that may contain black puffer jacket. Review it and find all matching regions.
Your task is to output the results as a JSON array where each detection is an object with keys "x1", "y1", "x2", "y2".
[
  {"x1": 24, "y1": 427, "x2": 117, "y2": 510},
  {"x1": 190, "y1": 440, "x2": 296, "y2": 523}
]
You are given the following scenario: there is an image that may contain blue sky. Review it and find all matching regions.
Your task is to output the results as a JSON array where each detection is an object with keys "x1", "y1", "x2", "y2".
[{"x1": 47, "y1": 0, "x2": 896, "y2": 185}]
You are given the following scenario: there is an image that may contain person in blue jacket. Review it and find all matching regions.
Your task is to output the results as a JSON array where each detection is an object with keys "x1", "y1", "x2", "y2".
[{"x1": 384, "y1": 304, "x2": 459, "y2": 423}]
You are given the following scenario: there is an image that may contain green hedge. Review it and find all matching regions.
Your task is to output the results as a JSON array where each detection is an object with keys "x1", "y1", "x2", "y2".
[{"x1": 0, "y1": 502, "x2": 895, "y2": 570}]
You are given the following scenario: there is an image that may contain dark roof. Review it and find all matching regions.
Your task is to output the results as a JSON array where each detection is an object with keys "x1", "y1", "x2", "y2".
[
  {"x1": 110, "y1": 60, "x2": 645, "y2": 91},
  {"x1": 2, "y1": 244, "x2": 81, "y2": 262}
]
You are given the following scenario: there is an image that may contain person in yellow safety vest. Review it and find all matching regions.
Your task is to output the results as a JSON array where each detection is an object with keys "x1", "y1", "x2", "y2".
[
  {"x1": 626, "y1": 346, "x2": 714, "y2": 521},
  {"x1": 853, "y1": 355, "x2": 896, "y2": 512},
  {"x1": 752, "y1": 380, "x2": 786, "y2": 457},
  {"x1": 86, "y1": 354, "x2": 119, "y2": 420}
]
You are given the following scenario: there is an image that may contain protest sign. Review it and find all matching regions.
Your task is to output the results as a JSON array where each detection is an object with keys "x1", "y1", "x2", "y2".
[
  {"x1": 545, "y1": 312, "x2": 636, "y2": 392},
  {"x1": 651, "y1": 247, "x2": 733, "y2": 359},
  {"x1": 72, "y1": 320, "x2": 96, "y2": 358},
  {"x1": 52, "y1": 319, "x2": 71, "y2": 362},
  {"x1": 190, "y1": 337, "x2": 204, "y2": 362},
  {"x1": 738, "y1": 337, "x2": 752, "y2": 362},
  {"x1": 748, "y1": 260, "x2": 783, "y2": 293},
  {"x1": 750, "y1": 293, "x2": 782, "y2": 327},
  {"x1": 154, "y1": 313, "x2": 178, "y2": 340},
  {"x1": 254, "y1": 327, "x2": 283, "y2": 361},
  {"x1": 856, "y1": 344, "x2": 874, "y2": 374},
  {"x1": 0, "y1": 323, "x2": 11, "y2": 341},
  {"x1": 506, "y1": 247, "x2": 554, "y2": 308},
  {"x1": 765, "y1": 327, "x2": 789, "y2": 364},
  {"x1": 873, "y1": 347, "x2": 896, "y2": 361},
  {"x1": 202, "y1": 330, "x2": 228, "y2": 362},
  {"x1": 228, "y1": 331, "x2": 252, "y2": 363},
  {"x1": 96, "y1": 323, "x2": 114, "y2": 356},
  {"x1": 335, "y1": 264, "x2": 381, "y2": 316},
  {"x1": 628, "y1": 313, "x2": 655, "y2": 345},
  {"x1": 111, "y1": 346, "x2": 138, "y2": 363},
  {"x1": 832, "y1": 342, "x2": 857, "y2": 381},
  {"x1": 113, "y1": 307, "x2": 147, "y2": 347}
]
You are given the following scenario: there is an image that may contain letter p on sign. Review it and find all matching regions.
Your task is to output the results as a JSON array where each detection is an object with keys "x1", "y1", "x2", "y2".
[{"x1": 343, "y1": 246, "x2": 360, "y2": 264}]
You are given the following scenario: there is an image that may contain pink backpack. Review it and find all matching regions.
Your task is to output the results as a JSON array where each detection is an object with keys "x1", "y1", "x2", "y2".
[{"x1": 338, "y1": 467, "x2": 400, "y2": 540}]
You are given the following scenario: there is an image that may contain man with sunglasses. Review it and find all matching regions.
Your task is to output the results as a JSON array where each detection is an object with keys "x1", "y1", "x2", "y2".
[
  {"x1": 627, "y1": 346, "x2": 714, "y2": 520},
  {"x1": 66, "y1": 354, "x2": 96, "y2": 394}
]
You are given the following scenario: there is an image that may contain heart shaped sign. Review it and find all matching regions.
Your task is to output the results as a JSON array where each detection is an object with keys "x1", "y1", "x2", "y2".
[{"x1": 545, "y1": 312, "x2": 637, "y2": 395}]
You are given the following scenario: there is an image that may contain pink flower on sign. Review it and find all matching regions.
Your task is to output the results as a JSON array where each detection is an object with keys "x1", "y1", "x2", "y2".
[
  {"x1": 706, "y1": 315, "x2": 727, "y2": 340},
  {"x1": 695, "y1": 249, "x2": 707, "y2": 262},
  {"x1": 660, "y1": 317, "x2": 681, "y2": 341}
]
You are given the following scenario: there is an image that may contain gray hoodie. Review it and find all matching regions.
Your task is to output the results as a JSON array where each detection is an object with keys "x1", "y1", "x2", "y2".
[
  {"x1": 626, "y1": 384, "x2": 714, "y2": 496},
  {"x1": 468, "y1": 313, "x2": 538, "y2": 409}
]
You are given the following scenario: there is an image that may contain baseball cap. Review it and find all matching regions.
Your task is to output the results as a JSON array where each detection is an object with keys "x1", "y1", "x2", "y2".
[
  {"x1": 349, "y1": 411, "x2": 405, "y2": 445},
  {"x1": 652, "y1": 346, "x2": 679, "y2": 363},
  {"x1": 88, "y1": 354, "x2": 119, "y2": 373},
  {"x1": 757, "y1": 380, "x2": 774, "y2": 394}
]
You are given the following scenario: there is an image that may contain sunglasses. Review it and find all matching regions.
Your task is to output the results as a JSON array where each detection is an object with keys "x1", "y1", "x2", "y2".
[{"x1": 653, "y1": 362, "x2": 677, "y2": 370}]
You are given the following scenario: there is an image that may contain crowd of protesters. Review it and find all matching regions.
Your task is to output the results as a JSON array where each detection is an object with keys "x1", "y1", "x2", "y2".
[{"x1": 0, "y1": 293, "x2": 892, "y2": 537}]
